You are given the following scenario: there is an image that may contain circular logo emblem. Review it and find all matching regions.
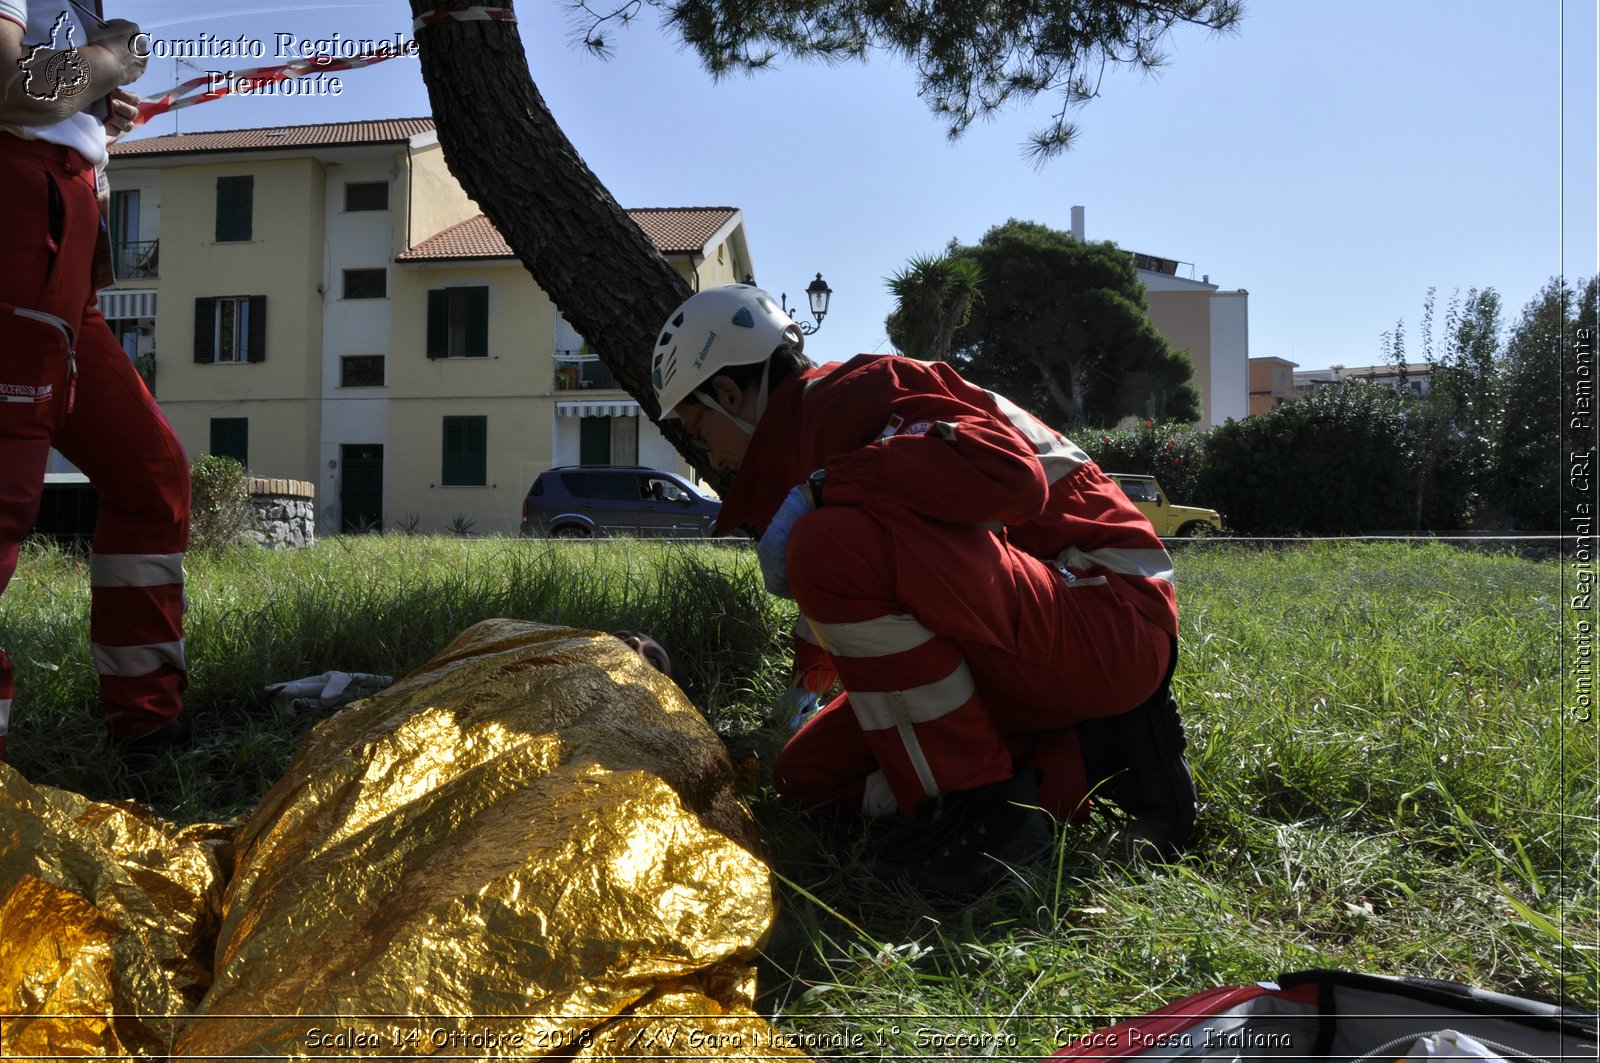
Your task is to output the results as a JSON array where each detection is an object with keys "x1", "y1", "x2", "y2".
[{"x1": 42, "y1": 49, "x2": 92, "y2": 99}]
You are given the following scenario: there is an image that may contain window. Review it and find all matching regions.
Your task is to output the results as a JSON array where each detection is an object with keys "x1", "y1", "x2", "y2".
[
  {"x1": 441, "y1": 416, "x2": 487, "y2": 486},
  {"x1": 559, "y1": 471, "x2": 636, "y2": 501},
  {"x1": 193, "y1": 296, "x2": 266, "y2": 364},
  {"x1": 645, "y1": 477, "x2": 688, "y2": 502},
  {"x1": 110, "y1": 189, "x2": 139, "y2": 245},
  {"x1": 1118, "y1": 480, "x2": 1160, "y2": 504},
  {"x1": 344, "y1": 181, "x2": 389, "y2": 211},
  {"x1": 340, "y1": 355, "x2": 385, "y2": 387},
  {"x1": 209, "y1": 418, "x2": 248, "y2": 466},
  {"x1": 342, "y1": 269, "x2": 387, "y2": 299},
  {"x1": 110, "y1": 190, "x2": 157, "y2": 278},
  {"x1": 215, "y1": 175, "x2": 253, "y2": 242},
  {"x1": 426, "y1": 286, "x2": 489, "y2": 358},
  {"x1": 111, "y1": 320, "x2": 139, "y2": 360}
]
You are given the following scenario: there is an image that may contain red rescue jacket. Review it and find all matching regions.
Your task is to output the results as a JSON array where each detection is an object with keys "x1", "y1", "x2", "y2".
[{"x1": 715, "y1": 354, "x2": 1179, "y2": 639}]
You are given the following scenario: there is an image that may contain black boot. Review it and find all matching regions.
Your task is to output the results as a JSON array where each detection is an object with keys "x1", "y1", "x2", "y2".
[
  {"x1": 868, "y1": 770, "x2": 1054, "y2": 898},
  {"x1": 1077, "y1": 682, "x2": 1197, "y2": 862},
  {"x1": 113, "y1": 712, "x2": 194, "y2": 778}
]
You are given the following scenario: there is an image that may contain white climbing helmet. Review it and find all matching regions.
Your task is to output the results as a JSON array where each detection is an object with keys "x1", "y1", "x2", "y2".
[{"x1": 652, "y1": 284, "x2": 803, "y2": 419}]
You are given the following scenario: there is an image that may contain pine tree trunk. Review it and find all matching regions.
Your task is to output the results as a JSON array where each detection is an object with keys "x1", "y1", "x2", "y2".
[
  {"x1": 409, "y1": 1, "x2": 707, "y2": 469},
  {"x1": 1033, "y1": 355, "x2": 1082, "y2": 427}
]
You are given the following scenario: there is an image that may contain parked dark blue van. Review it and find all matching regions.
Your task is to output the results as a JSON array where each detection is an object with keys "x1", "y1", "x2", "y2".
[{"x1": 520, "y1": 466, "x2": 720, "y2": 538}]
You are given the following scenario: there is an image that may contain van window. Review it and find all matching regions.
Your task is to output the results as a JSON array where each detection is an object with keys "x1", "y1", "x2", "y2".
[
  {"x1": 565, "y1": 472, "x2": 637, "y2": 501},
  {"x1": 646, "y1": 478, "x2": 686, "y2": 502}
]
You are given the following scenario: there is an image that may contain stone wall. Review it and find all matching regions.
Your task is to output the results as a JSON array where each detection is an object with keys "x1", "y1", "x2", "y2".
[{"x1": 246, "y1": 477, "x2": 316, "y2": 550}]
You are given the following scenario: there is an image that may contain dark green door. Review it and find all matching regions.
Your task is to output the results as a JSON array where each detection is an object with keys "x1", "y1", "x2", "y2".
[
  {"x1": 340, "y1": 444, "x2": 384, "y2": 532},
  {"x1": 579, "y1": 416, "x2": 611, "y2": 465}
]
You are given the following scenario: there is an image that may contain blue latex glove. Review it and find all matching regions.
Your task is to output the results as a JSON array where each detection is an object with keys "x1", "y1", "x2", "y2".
[
  {"x1": 769, "y1": 686, "x2": 822, "y2": 731},
  {"x1": 756, "y1": 484, "x2": 813, "y2": 598}
]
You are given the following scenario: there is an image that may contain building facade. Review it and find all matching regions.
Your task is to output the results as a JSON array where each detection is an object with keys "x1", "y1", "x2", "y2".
[
  {"x1": 1292, "y1": 363, "x2": 1433, "y2": 398},
  {"x1": 1070, "y1": 206, "x2": 1249, "y2": 429},
  {"x1": 1248, "y1": 356, "x2": 1299, "y2": 416},
  {"x1": 97, "y1": 118, "x2": 755, "y2": 536}
]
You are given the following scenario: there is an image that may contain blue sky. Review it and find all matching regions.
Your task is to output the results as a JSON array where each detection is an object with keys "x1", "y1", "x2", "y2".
[{"x1": 110, "y1": 1, "x2": 1597, "y2": 373}]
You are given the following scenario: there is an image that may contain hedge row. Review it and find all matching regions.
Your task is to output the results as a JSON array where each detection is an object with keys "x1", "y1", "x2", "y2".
[{"x1": 1075, "y1": 382, "x2": 1483, "y2": 535}]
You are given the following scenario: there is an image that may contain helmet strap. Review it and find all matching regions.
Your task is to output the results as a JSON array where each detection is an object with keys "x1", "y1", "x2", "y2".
[
  {"x1": 695, "y1": 359, "x2": 772, "y2": 436},
  {"x1": 752, "y1": 359, "x2": 774, "y2": 425},
  {"x1": 695, "y1": 388, "x2": 758, "y2": 436}
]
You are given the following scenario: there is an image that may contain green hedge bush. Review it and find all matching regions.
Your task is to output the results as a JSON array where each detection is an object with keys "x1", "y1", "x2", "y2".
[
  {"x1": 1195, "y1": 382, "x2": 1477, "y2": 535},
  {"x1": 1067, "y1": 383, "x2": 1480, "y2": 535},
  {"x1": 189, "y1": 454, "x2": 254, "y2": 553}
]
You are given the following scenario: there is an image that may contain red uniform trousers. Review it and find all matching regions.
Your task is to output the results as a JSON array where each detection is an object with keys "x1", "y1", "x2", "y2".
[
  {"x1": 0, "y1": 132, "x2": 190, "y2": 759},
  {"x1": 771, "y1": 505, "x2": 1171, "y2": 823}
]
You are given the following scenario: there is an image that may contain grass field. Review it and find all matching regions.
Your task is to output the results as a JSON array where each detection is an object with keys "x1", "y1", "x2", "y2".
[{"x1": 1, "y1": 537, "x2": 1594, "y2": 1053}]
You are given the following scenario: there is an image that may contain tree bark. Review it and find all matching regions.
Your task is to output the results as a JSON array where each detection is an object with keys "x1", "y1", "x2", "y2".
[
  {"x1": 1033, "y1": 355, "x2": 1082, "y2": 428},
  {"x1": 408, "y1": 0, "x2": 710, "y2": 474}
]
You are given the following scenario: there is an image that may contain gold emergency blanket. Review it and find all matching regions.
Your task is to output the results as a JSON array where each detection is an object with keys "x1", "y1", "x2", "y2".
[
  {"x1": 2, "y1": 620, "x2": 808, "y2": 1060},
  {"x1": 0, "y1": 770, "x2": 228, "y2": 1058}
]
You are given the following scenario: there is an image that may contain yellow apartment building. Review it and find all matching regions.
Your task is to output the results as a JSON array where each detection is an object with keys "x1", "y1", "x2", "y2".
[{"x1": 99, "y1": 117, "x2": 756, "y2": 536}]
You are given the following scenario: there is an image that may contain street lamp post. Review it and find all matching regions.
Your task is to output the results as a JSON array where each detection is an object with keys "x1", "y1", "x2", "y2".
[{"x1": 781, "y1": 273, "x2": 833, "y2": 335}]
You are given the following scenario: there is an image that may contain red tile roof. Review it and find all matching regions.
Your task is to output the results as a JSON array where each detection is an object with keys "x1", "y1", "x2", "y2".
[
  {"x1": 628, "y1": 207, "x2": 739, "y2": 256},
  {"x1": 397, "y1": 214, "x2": 511, "y2": 261},
  {"x1": 110, "y1": 118, "x2": 437, "y2": 157},
  {"x1": 398, "y1": 208, "x2": 739, "y2": 261}
]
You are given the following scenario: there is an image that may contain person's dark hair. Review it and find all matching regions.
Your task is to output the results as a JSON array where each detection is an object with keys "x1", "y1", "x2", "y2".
[
  {"x1": 691, "y1": 341, "x2": 810, "y2": 407},
  {"x1": 610, "y1": 630, "x2": 675, "y2": 682}
]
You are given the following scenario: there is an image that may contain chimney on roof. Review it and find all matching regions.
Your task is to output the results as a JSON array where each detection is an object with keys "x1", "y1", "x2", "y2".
[{"x1": 1070, "y1": 205, "x2": 1085, "y2": 242}]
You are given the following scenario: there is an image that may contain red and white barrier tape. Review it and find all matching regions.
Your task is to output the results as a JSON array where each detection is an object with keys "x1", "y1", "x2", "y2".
[
  {"x1": 133, "y1": 49, "x2": 406, "y2": 127},
  {"x1": 412, "y1": 4, "x2": 517, "y2": 31}
]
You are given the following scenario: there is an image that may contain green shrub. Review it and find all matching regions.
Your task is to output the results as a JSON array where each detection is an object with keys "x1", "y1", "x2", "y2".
[
  {"x1": 1204, "y1": 383, "x2": 1405, "y2": 535},
  {"x1": 1076, "y1": 387, "x2": 1480, "y2": 534},
  {"x1": 189, "y1": 454, "x2": 254, "y2": 553},
  {"x1": 1199, "y1": 382, "x2": 1455, "y2": 535},
  {"x1": 1078, "y1": 419, "x2": 1209, "y2": 505}
]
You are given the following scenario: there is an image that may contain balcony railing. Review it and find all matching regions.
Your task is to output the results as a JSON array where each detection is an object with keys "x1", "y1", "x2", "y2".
[
  {"x1": 113, "y1": 239, "x2": 159, "y2": 280},
  {"x1": 553, "y1": 350, "x2": 617, "y2": 390}
]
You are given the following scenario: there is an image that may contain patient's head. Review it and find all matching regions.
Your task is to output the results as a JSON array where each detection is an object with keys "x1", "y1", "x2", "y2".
[{"x1": 611, "y1": 630, "x2": 673, "y2": 680}]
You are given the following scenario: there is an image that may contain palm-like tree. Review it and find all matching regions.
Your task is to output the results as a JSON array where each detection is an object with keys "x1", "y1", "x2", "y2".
[{"x1": 885, "y1": 253, "x2": 983, "y2": 363}]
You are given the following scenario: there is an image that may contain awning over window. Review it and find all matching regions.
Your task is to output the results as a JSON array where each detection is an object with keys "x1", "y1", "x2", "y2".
[
  {"x1": 557, "y1": 400, "x2": 640, "y2": 418},
  {"x1": 98, "y1": 289, "x2": 157, "y2": 321}
]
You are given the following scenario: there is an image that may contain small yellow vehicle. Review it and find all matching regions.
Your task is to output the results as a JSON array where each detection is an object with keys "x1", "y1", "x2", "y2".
[{"x1": 1108, "y1": 473, "x2": 1223, "y2": 537}]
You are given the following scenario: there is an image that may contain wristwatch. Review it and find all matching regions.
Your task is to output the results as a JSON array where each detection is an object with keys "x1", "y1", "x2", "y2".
[{"x1": 806, "y1": 468, "x2": 826, "y2": 507}]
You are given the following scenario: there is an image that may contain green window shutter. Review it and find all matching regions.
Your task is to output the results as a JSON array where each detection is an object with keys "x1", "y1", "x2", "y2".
[
  {"x1": 215, "y1": 176, "x2": 253, "y2": 242},
  {"x1": 209, "y1": 417, "x2": 248, "y2": 466},
  {"x1": 193, "y1": 297, "x2": 215, "y2": 363},
  {"x1": 441, "y1": 415, "x2": 487, "y2": 486},
  {"x1": 426, "y1": 289, "x2": 447, "y2": 358},
  {"x1": 246, "y1": 295, "x2": 267, "y2": 363},
  {"x1": 464, "y1": 286, "x2": 489, "y2": 357}
]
